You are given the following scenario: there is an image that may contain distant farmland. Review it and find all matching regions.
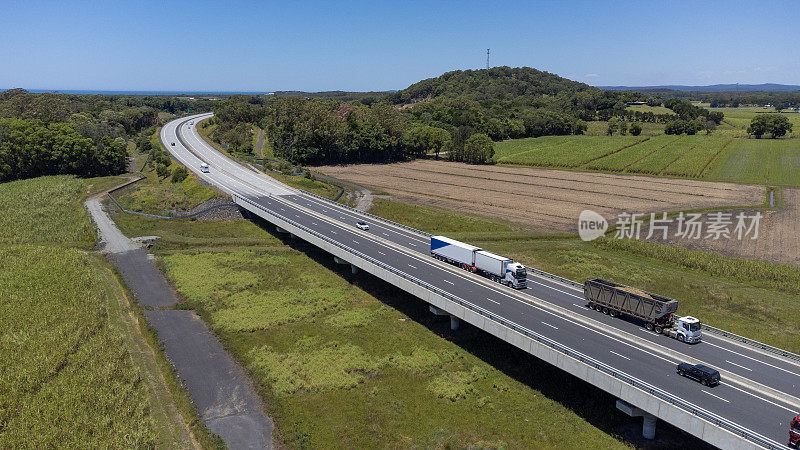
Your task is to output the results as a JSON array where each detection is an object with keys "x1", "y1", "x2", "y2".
[{"x1": 494, "y1": 134, "x2": 799, "y2": 185}]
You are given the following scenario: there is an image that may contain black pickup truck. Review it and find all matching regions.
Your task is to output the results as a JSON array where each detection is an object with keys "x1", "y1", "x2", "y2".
[{"x1": 677, "y1": 363, "x2": 720, "y2": 386}]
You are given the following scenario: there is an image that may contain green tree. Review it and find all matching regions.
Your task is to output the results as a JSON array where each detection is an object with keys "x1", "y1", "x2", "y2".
[
  {"x1": 618, "y1": 120, "x2": 628, "y2": 136},
  {"x1": 768, "y1": 114, "x2": 792, "y2": 138},
  {"x1": 171, "y1": 166, "x2": 188, "y2": 183},
  {"x1": 462, "y1": 133, "x2": 494, "y2": 164},
  {"x1": 628, "y1": 122, "x2": 642, "y2": 136},
  {"x1": 747, "y1": 115, "x2": 771, "y2": 138},
  {"x1": 606, "y1": 117, "x2": 618, "y2": 136},
  {"x1": 155, "y1": 163, "x2": 171, "y2": 179}
]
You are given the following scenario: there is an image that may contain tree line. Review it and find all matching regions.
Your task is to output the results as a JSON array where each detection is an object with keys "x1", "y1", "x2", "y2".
[{"x1": 0, "y1": 89, "x2": 213, "y2": 182}]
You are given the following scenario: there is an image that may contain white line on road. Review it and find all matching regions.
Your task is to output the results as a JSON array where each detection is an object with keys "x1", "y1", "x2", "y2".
[
  {"x1": 378, "y1": 251, "x2": 386, "y2": 256},
  {"x1": 703, "y1": 391, "x2": 730, "y2": 403},
  {"x1": 704, "y1": 341, "x2": 799, "y2": 377},
  {"x1": 353, "y1": 240, "x2": 359, "y2": 244},
  {"x1": 541, "y1": 322, "x2": 559, "y2": 330},
  {"x1": 487, "y1": 298, "x2": 500, "y2": 305},
  {"x1": 573, "y1": 303, "x2": 584, "y2": 308},
  {"x1": 610, "y1": 351, "x2": 631, "y2": 360},
  {"x1": 722, "y1": 382, "x2": 798, "y2": 413},
  {"x1": 331, "y1": 231, "x2": 337, "y2": 234},
  {"x1": 409, "y1": 243, "x2": 416, "y2": 246},
  {"x1": 725, "y1": 360, "x2": 752, "y2": 371},
  {"x1": 443, "y1": 280, "x2": 454, "y2": 285},
  {"x1": 408, "y1": 264, "x2": 417, "y2": 269}
]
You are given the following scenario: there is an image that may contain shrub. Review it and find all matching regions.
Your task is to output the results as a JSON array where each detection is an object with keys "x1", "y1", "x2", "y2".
[{"x1": 171, "y1": 166, "x2": 188, "y2": 183}]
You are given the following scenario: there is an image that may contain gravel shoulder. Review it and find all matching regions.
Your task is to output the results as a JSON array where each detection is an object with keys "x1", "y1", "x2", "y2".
[{"x1": 85, "y1": 191, "x2": 275, "y2": 449}]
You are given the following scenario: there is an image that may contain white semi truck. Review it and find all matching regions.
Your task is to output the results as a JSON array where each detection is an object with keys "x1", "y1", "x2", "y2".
[{"x1": 430, "y1": 236, "x2": 527, "y2": 289}]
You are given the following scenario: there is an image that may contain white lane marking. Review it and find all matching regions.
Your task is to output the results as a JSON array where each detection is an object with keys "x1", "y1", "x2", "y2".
[
  {"x1": 443, "y1": 280, "x2": 455, "y2": 285},
  {"x1": 573, "y1": 303, "x2": 584, "y2": 308},
  {"x1": 610, "y1": 351, "x2": 631, "y2": 360},
  {"x1": 725, "y1": 360, "x2": 752, "y2": 372},
  {"x1": 331, "y1": 231, "x2": 337, "y2": 234},
  {"x1": 487, "y1": 298, "x2": 500, "y2": 305},
  {"x1": 295, "y1": 214, "x2": 300, "y2": 218},
  {"x1": 540, "y1": 322, "x2": 559, "y2": 330},
  {"x1": 703, "y1": 391, "x2": 730, "y2": 403},
  {"x1": 409, "y1": 243, "x2": 416, "y2": 247},
  {"x1": 312, "y1": 222, "x2": 318, "y2": 226},
  {"x1": 378, "y1": 251, "x2": 386, "y2": 256},
  {"x1": 528, "y1": 279, "x2": 582, "y2": 298},
  {"x1": 352, "y1": 240, "x2": 359, "y2": 244},
  {"x1": 722, "y1": 382, "x2": 798, "y2": 413},
  {"x1": 704, "y1": 341, "x2": 800, "y2": 377},
  {"x1": 382, "y1": 232, "x2": 389, "y2": 236},
  {"x1": 408, "y1": 264, "x2": 417, "y2": 269}
]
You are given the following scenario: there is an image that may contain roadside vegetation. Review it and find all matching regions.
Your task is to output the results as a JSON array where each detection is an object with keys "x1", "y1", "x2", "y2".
[
  {"x1": 110, "y1": 166, "x2": 713, "y2": 449},
  {"x1": 0, "y1": 89, "x2": 213, "y2": 183},
  {"x1": 0, "y1": 175, "x2": 200, "y2": 448}
]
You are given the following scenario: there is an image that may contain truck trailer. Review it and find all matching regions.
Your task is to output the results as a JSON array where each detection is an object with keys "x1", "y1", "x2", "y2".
[
  {"x1": 430, "y1": 236, "x2": 527, "y2": 289},
  {"x1": 583, "y1": 278, "x2": 701, "y2": 343}
]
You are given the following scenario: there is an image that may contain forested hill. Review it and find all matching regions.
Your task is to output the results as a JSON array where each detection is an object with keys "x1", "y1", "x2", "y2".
[{"x1": 391, "y1": 66, "x2": 594, "y2": 104}]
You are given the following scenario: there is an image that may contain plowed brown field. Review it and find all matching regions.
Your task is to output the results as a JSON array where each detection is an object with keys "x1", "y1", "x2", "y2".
[{"x1": 317, "y1": 160, "x2": 764, "y2": 233}]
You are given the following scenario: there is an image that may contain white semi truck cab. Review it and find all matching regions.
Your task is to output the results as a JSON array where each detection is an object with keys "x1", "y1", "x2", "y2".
[{"x1": 664, "y1": 315, "x2": 702, "y2": 343}]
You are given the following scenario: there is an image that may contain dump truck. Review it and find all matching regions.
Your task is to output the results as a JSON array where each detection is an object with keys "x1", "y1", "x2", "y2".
[
  {"x1": 583, "y1": 278, "x2": 701, "y2": 343},
  {"x1": 430, "y1": 236, "x2": 527, "y2": 289}
]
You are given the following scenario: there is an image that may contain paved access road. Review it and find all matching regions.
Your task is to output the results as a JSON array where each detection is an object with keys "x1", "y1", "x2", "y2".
[{"x1": 163, "y1": 114, "x2": 799, "y2": 447}]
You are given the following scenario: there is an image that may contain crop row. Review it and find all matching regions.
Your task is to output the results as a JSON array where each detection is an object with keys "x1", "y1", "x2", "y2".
[{"x1": 497, "y1": 135, "x2": 645, "y2": 167}]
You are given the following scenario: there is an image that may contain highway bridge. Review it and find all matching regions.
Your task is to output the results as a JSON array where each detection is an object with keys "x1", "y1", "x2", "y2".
[{"x1": 162, "y1": 114, "x2": 799, "y2": 449}]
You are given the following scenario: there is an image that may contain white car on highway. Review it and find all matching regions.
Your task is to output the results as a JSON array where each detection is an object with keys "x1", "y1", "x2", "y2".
[
  {"x1": 200, "y1": 163, "x2": 210, "y2": 173},
  {"x1": 356, "y1": 221, "x2": 369, "y2": 230}
]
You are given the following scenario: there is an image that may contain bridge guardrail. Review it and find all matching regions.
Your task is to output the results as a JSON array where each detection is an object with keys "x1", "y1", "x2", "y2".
[
  {"x1": 288, "y1": 187, "x2": 433, "y2": 238},
  {"x1": 523, "y1": 265, "x2": 800, "y2": 364},
  {"x1": 234, "y1": 193, "x2": 782, "y2": 450}
]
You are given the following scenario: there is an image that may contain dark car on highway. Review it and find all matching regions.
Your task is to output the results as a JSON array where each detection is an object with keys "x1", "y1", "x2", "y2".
[{"x1": 677, "y1": 363, "x2": 720, "y2": 386}]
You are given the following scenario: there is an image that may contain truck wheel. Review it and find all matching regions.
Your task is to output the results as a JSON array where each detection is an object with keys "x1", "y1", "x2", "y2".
[
  {"x1": 645, "y1": 323, "x2": 654, "y2": 331},
  {"x1": 602, "y1": 307, "x2": 609, "y2": 315},
  {"x1": 588, "y1": 303, "x2": 595, "y2": 310},
  {"x1": 677, "y1": 334, "x2": 685, "y2": 342},
  {"x1": 609, "y1": 310, "x2": 617, "y2": 317},
  {"x1": 654, "y1": 326, "x2": 662, "y2": 334}
]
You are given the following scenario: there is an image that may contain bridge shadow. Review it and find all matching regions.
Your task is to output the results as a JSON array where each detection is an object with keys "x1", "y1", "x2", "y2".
[{"x1": 247, "y1": 214, "x2": 714, "y2": 449}]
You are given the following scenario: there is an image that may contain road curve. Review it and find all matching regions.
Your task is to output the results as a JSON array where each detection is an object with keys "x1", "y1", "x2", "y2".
[{"x1": 163, "y1": 114, "x2": 799, "y2": 448}]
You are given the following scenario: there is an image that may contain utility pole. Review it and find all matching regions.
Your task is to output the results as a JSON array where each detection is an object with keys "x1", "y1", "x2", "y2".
[{"x1": 486, "y1": 49, "x2": 490, "y2": 70}]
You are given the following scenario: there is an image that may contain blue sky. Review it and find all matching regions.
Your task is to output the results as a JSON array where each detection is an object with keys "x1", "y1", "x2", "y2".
[{"x1": 1, "y1": 0, "x2": 798, "y2": 91}]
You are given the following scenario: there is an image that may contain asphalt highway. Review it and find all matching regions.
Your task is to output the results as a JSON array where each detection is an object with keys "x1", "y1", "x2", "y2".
[{"x1": 163, "y1": 114, "x2": 798, "y2": 446}]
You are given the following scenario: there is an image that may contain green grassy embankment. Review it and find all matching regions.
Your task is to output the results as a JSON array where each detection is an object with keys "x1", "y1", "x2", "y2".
[
  {"x1": 0, "y1": 175, "x2": 206, "y2": 448},
  {"x1": 113, "y1": 180, "x2": 669, "y2": 449}
]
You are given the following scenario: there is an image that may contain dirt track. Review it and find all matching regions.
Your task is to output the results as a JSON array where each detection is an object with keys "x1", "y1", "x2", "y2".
[{"x1": 317, "y1": 160, "x2": 764, "y2": 232}]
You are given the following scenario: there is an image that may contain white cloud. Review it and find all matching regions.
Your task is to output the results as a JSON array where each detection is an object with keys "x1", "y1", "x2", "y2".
[{"x1": 584, "y1": 73, "x2": 599, "y2": 78}]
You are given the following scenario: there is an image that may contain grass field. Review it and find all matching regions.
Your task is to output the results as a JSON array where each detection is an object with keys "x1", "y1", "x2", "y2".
[
  {"x1": 495, "y1": 131, "x2": 799, "y2": 184},
  {"x1": 706, "y1": 138, "x2": 800, "y2": 186},
  {"x1": 113, "y1": 173, "x2": 709, "y2": 448},
  {"x1": 109, "y1": 158, "x2": 798, "y2": 447},
  {"x1": 0, "y1": 175, "x2": 198, "y2": 448},
  {"x1": 495, "y1": 135, "x2": 647, "y2": 167},
  {"x1": 718, "y1": 109, "x2": 800, "y2": 137},
  {"x1": 626, "y1": 104, "x2": 676, "y2": 115},
  {"x1": 0, "y1": 175, "x2": 125, "y2": 249}
]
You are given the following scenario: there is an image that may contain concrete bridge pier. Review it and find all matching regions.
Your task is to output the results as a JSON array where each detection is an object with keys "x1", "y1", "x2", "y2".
[
  {"x1": 333, "y1": 256, "x2": 359, "y2": 274},
  {"x1": 616, "y1": 399, "x2": 657, "y2": 439},
  {"x1": 429, "y1": 306, "x2": 460, "y2": 330}
]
